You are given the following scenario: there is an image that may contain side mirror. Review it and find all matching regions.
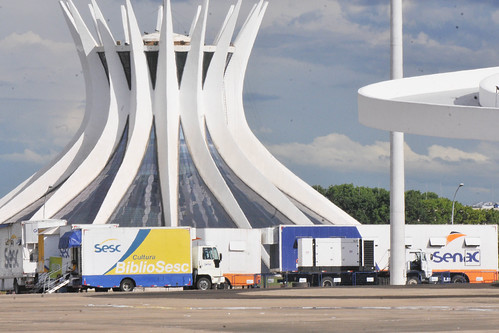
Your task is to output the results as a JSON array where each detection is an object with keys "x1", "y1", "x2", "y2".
[{"x1": 219, "y1": 253, "x2": 222, "y2": 261}]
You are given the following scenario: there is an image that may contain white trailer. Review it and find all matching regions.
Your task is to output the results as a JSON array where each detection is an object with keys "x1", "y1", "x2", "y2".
[
  {"x1": 0, "y1": 219, "x2": 67, "y2": 293},
  {"x1": 357, "y1": 224, "x2": 498, "y2": 283},
  {"x1": 195, "y1": 228, "x2": 261, "y2": 287}
]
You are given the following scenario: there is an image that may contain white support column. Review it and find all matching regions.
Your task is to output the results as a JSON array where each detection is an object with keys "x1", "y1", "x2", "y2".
[{"x1": 390, "y1": 0, "x2": 406, "y2": 285}]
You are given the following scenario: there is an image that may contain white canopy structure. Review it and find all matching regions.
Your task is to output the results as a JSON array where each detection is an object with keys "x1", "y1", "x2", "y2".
[
  {"x1": 359, "y1": 67, "x2": 499, "y2": 141},
  {"x1": 0, "y1": 0, "x2": 359, "y2": 228}
]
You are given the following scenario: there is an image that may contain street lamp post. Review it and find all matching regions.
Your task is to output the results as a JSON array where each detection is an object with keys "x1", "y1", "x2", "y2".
[{"x1": 451, "y1": 183, "x2": 464, "y2": 225}]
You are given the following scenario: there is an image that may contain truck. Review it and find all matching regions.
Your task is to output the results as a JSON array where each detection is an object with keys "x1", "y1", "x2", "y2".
[
  {"x1": 0, "y1": 219, "x2": 67, "y2": 293},
  {"x1": 264, "y1": 225, "x2": 436, "y2": 286},
  {"x1": 57, "y1": 226, "x2": 225, "y2": 292},
  {"x1": 357, "y1": 224, "x2": 498, "y2": 283},
  {"x1": 195, "y1": 228, "x2": 261, "y2": 288}
]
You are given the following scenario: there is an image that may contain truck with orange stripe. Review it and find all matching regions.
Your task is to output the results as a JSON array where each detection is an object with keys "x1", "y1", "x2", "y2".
[
  {"x1": 357, "y1": 224, "x2": 498, "y2": 283},
  {"x1": 264, "y1": 224, "x2": 497, "y2": 285}
]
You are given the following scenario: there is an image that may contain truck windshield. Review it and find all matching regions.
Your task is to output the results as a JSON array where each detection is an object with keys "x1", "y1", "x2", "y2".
[
  {"x1": 202, "y1": 247, "x2": 219, "y2": 260},
  {"x1": 409, "y1": 252, "x2": 421, "y2": 262}
]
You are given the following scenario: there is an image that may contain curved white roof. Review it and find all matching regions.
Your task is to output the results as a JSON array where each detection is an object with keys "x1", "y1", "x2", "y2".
[{"x1": 358, "y1": 67, "x2": 499, "y2": 141}]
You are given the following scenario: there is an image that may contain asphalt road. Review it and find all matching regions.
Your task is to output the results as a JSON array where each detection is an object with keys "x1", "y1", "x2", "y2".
[{"x1": 2, "y1": 285, "x2": 499, "y2": 332}]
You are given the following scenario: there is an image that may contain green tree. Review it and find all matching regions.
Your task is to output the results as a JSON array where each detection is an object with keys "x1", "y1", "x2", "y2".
[
  {"x1": 321, "y1": 184, "x2": 389, "y2": 224},
  {"x1": 313, "y1": 184, "x2": 499, "y2": 225}
]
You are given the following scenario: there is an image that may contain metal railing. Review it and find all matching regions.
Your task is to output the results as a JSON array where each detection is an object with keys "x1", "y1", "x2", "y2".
[{"x1": 35, "y1": 264, "x2": 74, "y2": 293}]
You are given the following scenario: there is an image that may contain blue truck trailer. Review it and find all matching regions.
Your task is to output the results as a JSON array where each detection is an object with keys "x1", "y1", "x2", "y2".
[{"x1": 269, "y1": 225, "x2": 378, "y2": 286}]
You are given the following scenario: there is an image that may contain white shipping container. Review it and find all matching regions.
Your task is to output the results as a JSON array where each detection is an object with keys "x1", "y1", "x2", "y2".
[{"x1": 195, "y1": 228, "x2": 261, "y2": 287}]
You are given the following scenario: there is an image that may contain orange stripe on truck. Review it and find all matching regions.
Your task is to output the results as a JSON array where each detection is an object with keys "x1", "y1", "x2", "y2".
[
  {"x1": 224, "y1": 274, "x2": 260, "y2": 287},
  {"x1": 433, "y1": 269, "x2": 498, "y2": 283}
]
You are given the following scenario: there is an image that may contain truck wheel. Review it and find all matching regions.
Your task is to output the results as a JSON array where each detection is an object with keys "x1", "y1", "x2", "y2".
[
  {"x1": 120, "y1": 278, "x2": 135, "y2": 292},
  {"x1": 451, "y1": 275, "x2": 467, "y2": 283},
  {"x1": 406, "y1": 277, "x2": 420, "y2": 285},
  {"x1": 321, "y1": 277, "x2": 334, "y2": 287},
  {"x1": 196, "y1": 277, "x2": 211, "y2": 291},
  {"x1": 13, "y1": 279, "x2": 21, "y2": 294}
]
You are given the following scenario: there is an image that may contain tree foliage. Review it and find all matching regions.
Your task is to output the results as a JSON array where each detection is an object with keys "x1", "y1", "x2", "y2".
[{"x1": 313, "y1": 184, "x2": 499, "y2": 225}]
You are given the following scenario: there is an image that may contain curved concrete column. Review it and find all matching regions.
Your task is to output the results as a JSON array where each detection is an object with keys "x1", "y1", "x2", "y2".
[
  {"x1": 224, "y1": 2, "x2": 358, "y2": 225},
  {"x1": 93, "y1": 0, "x2": 154, "y2": 224},
  {"x1": 31, "y1": 3, "x2": 130, "y2": 220},
  {"x1": 153, "y1": 0, "x2": 180, "y2": 227},
  {"x1": 0, "y1": 0, "x2": 107, "y2": 222},
  {"x1": 179, "y1": 0, "x2": 251, "y2": 228},
  {"x1": 204, "y1": 1, "x2": 312, "y2": 225}
]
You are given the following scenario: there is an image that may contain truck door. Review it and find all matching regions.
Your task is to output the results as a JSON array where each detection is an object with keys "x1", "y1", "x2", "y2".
[
  {"x1": 407, "y1": 251, "x2": 422, "y2": 272},
  {"x1": 201, "y1": 247, "x2": 220, "y2": 268},
  {"x1": 198, "y1": 246, "x2": 223, "y2": 278},
  {"x1": 71, "y1": 247, "x2": 81, "y2": 275},
  {"x1": 420, "y1": 252, "x2": 431, "y2": 278}
]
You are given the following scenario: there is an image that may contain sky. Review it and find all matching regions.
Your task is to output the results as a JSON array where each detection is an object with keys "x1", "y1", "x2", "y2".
[{"x1": 1, "y1": 0, "x2": 499, "y2": 206}]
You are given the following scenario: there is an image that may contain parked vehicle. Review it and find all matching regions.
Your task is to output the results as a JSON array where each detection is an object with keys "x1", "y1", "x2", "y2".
[
  {"x1": 264, "y1": 225, "x2": 435, "y2": 286},
  {"x1": 0, "y1": 219, "x2": 67, "y2": 293},
  {"x1": 58, "y1": 226, "x2": 224, "y2": 291},
  {"x1": 357, "y1": 224, "x2": 498, "y2": 283},
  {"x1": 195, "y1": 228, "x2": 261, "y2": 288}
]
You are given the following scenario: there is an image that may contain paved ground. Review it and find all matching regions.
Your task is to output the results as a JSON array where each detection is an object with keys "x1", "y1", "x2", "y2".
[{"x1": 2, "y1": 285, "x2": 499, "y2": 332}]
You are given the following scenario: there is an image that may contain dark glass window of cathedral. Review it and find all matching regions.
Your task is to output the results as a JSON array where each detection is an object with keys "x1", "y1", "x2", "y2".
[
  {"x1": 109, "y1": 125, "x2": 163, "y2": 227},
  {"x1": 205, "y1": 128, "x2": 293, "y2": 228},
  {"x1": 178, "y1": 125, "x2": 236, "y2": 228}
]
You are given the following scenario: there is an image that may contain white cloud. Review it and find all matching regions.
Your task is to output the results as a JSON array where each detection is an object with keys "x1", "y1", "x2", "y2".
[
  {"x1": 262, "y1": 1, "x2": 390, "y2": 47},
  {"x1": 427, "y1": 145, "x2": 488, "y2": 163},
  {"x1": 267, "y1": 133, "x2": 491, "y2": 175},
  {"x1": 267, "y1": 133, "x2": 390, "y2": 172},
  {"x1": 0, "y1": 148, "x2": 56, "y2": 165},
  {"x1": 257, "y1": 126, "x2": 273, "y2": 134},
  {"x1": 1, "y1": 31, "x2": 54, "y2": 49},
  {"x1": 0, "y1": 31, "x2": 81, "y2": 101}
]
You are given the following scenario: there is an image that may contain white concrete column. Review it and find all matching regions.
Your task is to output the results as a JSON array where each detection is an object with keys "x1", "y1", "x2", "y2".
[{"x1": 390, "y1": 0, "x2": 406, "y2": 285}]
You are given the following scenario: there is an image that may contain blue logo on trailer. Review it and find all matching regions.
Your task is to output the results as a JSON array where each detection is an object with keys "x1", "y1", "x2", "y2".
[
  {"x1": 94, "y1": 241, "x2": 122, "y2": 253},
  {"x1": 432, "y1": 251, "x2": 480, "y2": 263},
  {"x1": 280, "y1": 226, "x2": 362, "y2": 272}
]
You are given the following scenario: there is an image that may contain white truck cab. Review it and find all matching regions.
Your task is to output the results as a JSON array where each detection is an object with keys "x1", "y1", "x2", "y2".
[
  {"x1": 406, "y1": 249, "x2": 432, "y2": 284},
  {"x1": 192, "y1": 245, "x2": 224, "y2": 290}
]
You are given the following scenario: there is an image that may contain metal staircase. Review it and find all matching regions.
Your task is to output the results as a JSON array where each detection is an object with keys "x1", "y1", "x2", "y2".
[{"x1": 36, "y1": 270, "x2": 71, "y2": 294}]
